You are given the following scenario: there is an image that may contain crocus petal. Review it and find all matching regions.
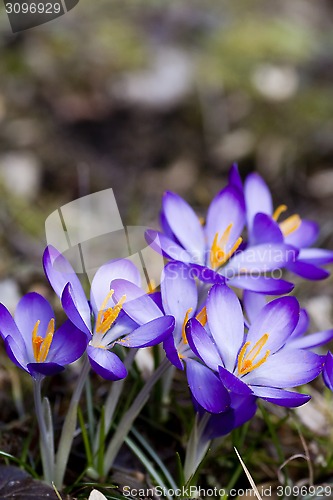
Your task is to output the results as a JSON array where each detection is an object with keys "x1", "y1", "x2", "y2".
[
  {"x1": 0, "y1": 303, "x2": 21, "y2": 340},
  {"x1": 116, "y1": 316, "x2": 175, "y2": 348},
  {"x1": 43, "y1": 246, "x2": 91, "y2": 328},
  {"x1": 289, "y1": 309, "x2": 309, "y2": 339},
  {"x1": 244, "y1": 349, "x2": 323, "y2": 387},
  {"x1": 323, "y1": 351, "x2": 333, "y2": 391},
  {"x1": 244, "y1": 173, "x2": 273, "y2": 230},
  {"x1": 243, "y1": 291, "x2": 266, "y2": 324},
  {"x1": 161, "y1": 262, "x2": 197, "y2": 338},
  {"x1": 43, "y1": 245, "x2": 88, "y2": 300},
  {"x1": 228, "y1": 275, "x2": 294, "y2": 295},
  {"x1": 246, "y1": 296, "x2": 299, "y2": 353},
  {"x1": 189, "y1": 264, "x2": 226, "y2": 284},
  {"x1": 250, "y1": 386, "x2": 310, "y2": 407},
  {"x1": 297, "y1": 248, "x2": 333, "y2": 265},
  {"x1": 203, "y1": 408, "x2": 235, "y2": 440},
  {"x1": 112, "y1": 279, "x2": 163, "y2": 324},
  {"x1": 224, "y1": 244, "x2": 298, "y2": 276},
  {"x1": 289, "y1": 330, "x2": 333, "y2": 350},
  {"x1": 160, "y1": 210, "x2": 181, "y2": 243},
  {"x1": 205, "y1": 393, "x2": 257, "y2": 440},
  {"x1": 251, "y1": 213, "x2": 283, "y2": 245},
  {"x1": 228, "y1": 163, "x2": 243, "y2": 192},
  {"x1": 87, "y1": 345, "x2": 127, "y2": 380},
  {"x1": 186, "y1": 318, "x2": 222, "y2": 372},
  {"x1": 284, "y1": 220, "x2": 319, "y2": 248},
  {"x1": 163, "y1": 335, "x2": 183, "y2": 370},
  {"x1": 230, "y1": 393, "x2": 258, "y2": 428},
  {"x1": 205, "y1": 185, "x2": 245, "y2": 251},
  {"x1": 286, "y1": 260, "x2": 330, "y2": 280},
  {"x1": 149, "y1": 292, "x2": 164, "y2": 312},
  {"x1": 90, "y1": 259, "x2": 141, "y2": 316},
  {"x1": 207, "y1": 284, "x2": 244, "y2": 371},
  {"x1": 186, "y1": 358, "x2": 230, "y2": 413},
  {"x1": 162, "y1": 191, "x2": 205, "y2": 263},
  {"x1": 61, "y1": 283, "x2": 92, "y2": 336},
  {"x1": 27, "y1": 362, "x2": 65, "y2": 377},
  {"x1": 14, "y1": 293, "x2": 54, "y2": 359},
  {"x1": 46, "y1": 320, "x2": 88, "y2": 365},
  {"x1": 145, "y1": 230, "x2": 192, "y2": 263},
  {"x1": 5, "y1": 335, "x2": 28, "y2": 371},
  {"x1": 218, "y1": 366, "x2": 253, "y2": 396}
]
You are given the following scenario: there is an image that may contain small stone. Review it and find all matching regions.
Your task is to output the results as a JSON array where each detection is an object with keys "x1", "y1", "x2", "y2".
[
  {"x1": 5, "y1": 119, "x2": 41, "y2": 147},
  {"x1": 251, "y1": 64, "x2": 299, "y2": 101},
  {"x1": 0, "y1": 152, "x2": 41, "y2": 200},
  {"x1": 305, "y1": 295, "x2": 332, "y2": 331},
  {"x1": 215, "y1": 129, "x2": 255, "y2": 162},
  {"x1": 308, "y1": 169, "x2": 333, "y2": 198},
  {"x1": 112, "y1": 48, "x2": 194, "y2": 109}
]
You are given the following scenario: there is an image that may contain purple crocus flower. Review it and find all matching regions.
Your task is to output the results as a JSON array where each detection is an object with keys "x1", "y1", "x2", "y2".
[
  {"x1": 242, "y1": 172, "x2": 333, "y2": 280},
  {"x1": 186, "y1": 284, "x2": 324, "y2": 408},
  {"x1": 0, "y1": 292, "x2": 87, "y2": 378},
  {"x1": 43, "y1": 246, "x2": 174, "y2": 380},
  {"x1": 243, "y1": 290, "x2": 333, "y2": 350},
  {"x1": 111, "y1": 261, "x2": 231, "y2": 413},
  {"x1": 146, "y1": 184, "x2": 296, "y2": 295}
]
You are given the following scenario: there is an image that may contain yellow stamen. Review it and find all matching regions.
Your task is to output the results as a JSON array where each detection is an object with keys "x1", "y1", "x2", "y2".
[
  {"x1": 196, "y1": 306, "x2": 207, "y2": 327},
  {"x1": 210, "y1": 224, "x2": 243, "y2": 270},
  {"x1": 95, "y1": 289, "x2": 126, "y2": 335},
  {"x1": 147, "y1": 279, "x2": 156, "y2": 294},
  {"x1": 272, "y1": 204, "x2": 301, "y2": 237},
  {"x1": 32, "y1": 318, "x2": 55, "y2": 362},
  {"x1": 222, "y1": 237, "x2": 243, "y2": 264},
  {"x1": 32, "y1": 320, "x2": 42, "y2": 361},
  {"x1": 181, "y1": 308, "x2": 193, "y2": 345},
  {"x1": 38, "y1": 319, "x2": 55, "y2": 362},
  {"x1": 272, "y1": 204, "x2": 287, "y2": 221},
  {"x1": 279, "y1": 214, "x2": 301, "y2": 237},
  {"x1": 237, "y1": 333, "x2": 270, "y2": 376}
]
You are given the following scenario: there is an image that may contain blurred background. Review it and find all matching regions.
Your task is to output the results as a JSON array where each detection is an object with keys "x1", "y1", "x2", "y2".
[
  {"x1": 1, "y1": 0, "x2": 333, "y2": 306},
  {"x1": 0, "y1": 0, "x2": 333, "y2": 489}
]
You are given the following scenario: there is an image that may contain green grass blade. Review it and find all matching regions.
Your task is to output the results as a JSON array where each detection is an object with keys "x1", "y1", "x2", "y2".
[
  {"x1": 130, "y1": 427, "x2": 177, "y2": 490},
  {"x1": 124, "y1": 435, "x2": 172, "y2": 500}
]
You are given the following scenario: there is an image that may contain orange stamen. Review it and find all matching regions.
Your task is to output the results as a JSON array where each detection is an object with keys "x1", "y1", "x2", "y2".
[
  {"x1": 237, "y1": 333, "x2": 270, "y2": 376},
  {"x1": 96, "y1": 289, "x2": 126, "y2": 335},
  {"x1": 210, "y1": 224, "x2": 243, "y2": 270},
  {"x1": 272, "y1": 204, "x2": 301, "y2": 237},
  {"x1": 32, "y1": 318, "x2": 55, "y2": 362},
  {"x1": 272, "y1": 204, "x2": 287, "y2": 221},
  {"x1": 196, "y1": 306, "x2": 207, "y2": 327},
  {"x1": 181, "y1": 308, "x2": 193, "y2": 345},
  {"x1": 147, "y1": 279, "x2": 156, "y2": 294}
]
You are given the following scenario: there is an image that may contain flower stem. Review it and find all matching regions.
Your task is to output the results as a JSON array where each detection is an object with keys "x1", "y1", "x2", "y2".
[
  {"x1": 103, "y1": 357, "x2": 171, "y2": 476},
  {"x1": 93, "y1": 348, "x2": 138, "y2": 458},
  {"x1": 33, "y1": 376, "x2": 54, "y2": 485},
  {"x1": 54, "y1": 355, "x2": 91, "y2": 489},
  {"x1": 183, "y1": 412, "x2": 211, "y2": 484}
]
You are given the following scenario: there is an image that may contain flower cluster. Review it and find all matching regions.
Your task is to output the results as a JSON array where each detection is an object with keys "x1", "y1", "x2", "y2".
[{"x1": 0, "y1": 164, "x2": 332, "y2": 487}]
